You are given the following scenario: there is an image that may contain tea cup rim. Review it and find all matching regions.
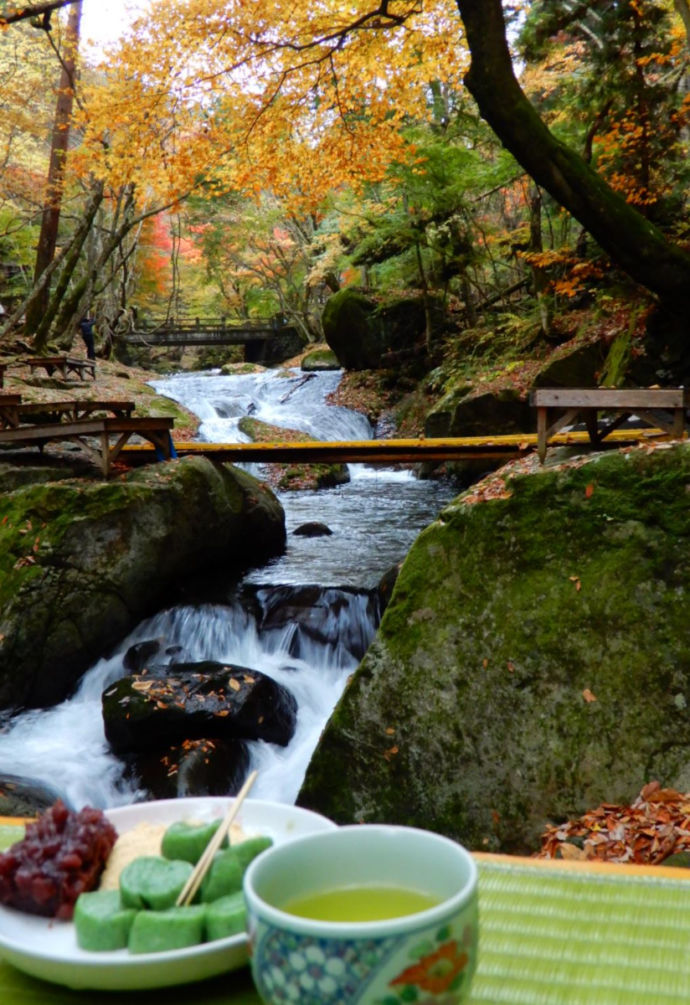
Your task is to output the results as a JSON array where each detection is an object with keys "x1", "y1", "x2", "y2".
[{"x1": 243, "y1": 823, "x2": 478, "y2": 938}]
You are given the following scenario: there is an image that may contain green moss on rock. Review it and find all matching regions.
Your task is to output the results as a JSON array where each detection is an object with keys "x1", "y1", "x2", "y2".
[{"x1": 299, "y1": 444, "x2": 690, "y2": 853}]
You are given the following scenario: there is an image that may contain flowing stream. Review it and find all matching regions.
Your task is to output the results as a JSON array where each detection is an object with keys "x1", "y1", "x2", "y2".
[{"x1": 0, "y1": 368, "x2": 457, "y2": 810}]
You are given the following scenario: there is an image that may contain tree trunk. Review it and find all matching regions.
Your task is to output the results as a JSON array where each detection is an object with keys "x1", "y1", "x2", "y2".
[
  {"x1": 528, "y1": 185, "x2": 553, "y2": 338},
  {"x1": 25, "y1": 0, "x2": 82, "y2": 337},
  {"x1": 32, "y1": 180, "x2": 104, "y2": 349},
  {"x1": 455, "y1": 0, "x2": 690, "y2": 310}
]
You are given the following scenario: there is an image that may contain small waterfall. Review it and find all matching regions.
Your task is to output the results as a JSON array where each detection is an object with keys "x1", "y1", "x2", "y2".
[
  {"x1": 0, "y1": 589, "x2": 377, "y2": 809},
  {"x1": 0, "y1": 368, "x2": 457, "y2": 809}
]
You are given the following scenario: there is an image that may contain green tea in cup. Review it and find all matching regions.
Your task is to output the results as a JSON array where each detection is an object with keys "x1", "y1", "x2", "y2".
[
  {"x1": 281, "y1": 883, "x2": 440, "y2": 921},
  {"x1": 244, "y1": 824, "x2": 478, "y2": 1005}
]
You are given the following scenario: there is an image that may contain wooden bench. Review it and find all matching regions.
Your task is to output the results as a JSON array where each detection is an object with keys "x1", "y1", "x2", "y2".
[
  {"x1": 16, "y1": 399, "x2": 136, "y2": 424},
  {"x1": 24, "y1": 356, "x2": 96, "y2": 381},
  {"x1": 531, "y1": 387, "x2": 690, "y2": 462},
  {"x1": 0, "y1": 416, "x2": 175, "y2": 477}
]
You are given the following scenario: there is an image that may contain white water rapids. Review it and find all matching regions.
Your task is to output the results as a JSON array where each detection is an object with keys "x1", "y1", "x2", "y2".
[{"x1": 0, "y1": 368, "x2": 457, "y2": 809}]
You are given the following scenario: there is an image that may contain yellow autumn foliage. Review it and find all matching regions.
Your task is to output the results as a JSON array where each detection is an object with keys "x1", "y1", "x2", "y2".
[{"x1": 71, "y1": 0, "x2": 469, "y2": 213}]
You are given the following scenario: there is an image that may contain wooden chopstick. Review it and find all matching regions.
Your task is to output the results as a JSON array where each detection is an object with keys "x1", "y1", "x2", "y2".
[{"x1": 176, "y1": 769, "x2": 258, "y2": 907}]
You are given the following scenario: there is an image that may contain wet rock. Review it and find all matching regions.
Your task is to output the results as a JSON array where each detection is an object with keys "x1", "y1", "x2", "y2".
[
  {"x1": 123, "y1": 639, "x2": 191, "y2": 673},
  {"x1": 0, "y1": 774, "x2": 67, "y2": 817},
  {"x1": 247, "y1": 585, "x2": 379, "y2": 661},
  {"x1": 377, "y1": 563, "x2": 402, "y2": 614},
  {"x1": 301, "y1": 349, "x2": 340, "y2": 372},
  {"x1": 124, "y1": 737, "x2": 250, "y2": 800},
  {"x1": 123, "y1": 639, "x2": 164, "y2": 673},
  {"x1": 102, "y1": 662, "x2": 297, "y2": 754},
  {"x1": 293, "y1": 522, "x2": 333, "y2": 537}
]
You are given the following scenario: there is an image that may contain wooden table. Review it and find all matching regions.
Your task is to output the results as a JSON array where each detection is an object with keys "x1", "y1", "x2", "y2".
[
  {"x1": 16, "y1": 400, "x2": 136, "y2": 424},
  {"x1": 0, "y1": 416, "x2": 175, "y2": 476},
  {"x1": 531, "y1": 386, "x2": 690, "y2": 461},
  {"x1": 0, "y1": 393, "x2": 21, "y2": 429},
  {"x1": 24, "y1": 357, "x2": 96, "y2": 381}
]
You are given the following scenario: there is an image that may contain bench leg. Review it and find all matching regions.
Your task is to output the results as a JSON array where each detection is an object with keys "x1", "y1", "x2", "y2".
[
  {"x1": 584, "y1": 411, "x2": 600, "y2": 446},
  {"x1": 537, "y1": 407, "x2": 547, "y2": 463},
  {"x1": 672, "y1": 406, "x2": 685, "y2": 440}
]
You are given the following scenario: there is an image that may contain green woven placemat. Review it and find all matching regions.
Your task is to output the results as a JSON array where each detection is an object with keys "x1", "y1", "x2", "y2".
[
  {"x1": 469, "y1": 860, "x2": 690, "y2": 1004},
  {"x1": 2, "y1": 856, "x2": 689, "y2": 1003}
]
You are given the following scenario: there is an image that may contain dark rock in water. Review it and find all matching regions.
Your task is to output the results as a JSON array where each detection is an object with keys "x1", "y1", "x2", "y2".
[
  {"x1": 123, "y1": 639, "x2": 190, "y2": 673},
  {"x1": 102, "y1": 662, "x2": 297, "y2": 754},
  {"x1": 123, "y1": 639, "x2": 163, "y2": 673},
  {"x1": 0, "y1": 774, "x2": 67, "y2": 817},
  {"x1": 125, "y1": 737, "x2": 250, "y2": 800},
  {"x1": 377, "y1": 563, "x2": 402, "y2": 614},
  {"x1": 293, "y1": 522, "x2": 333, "y2": 537},
  {"x1": 246, "y1": 584, "x2": 379, "y2": 661}
]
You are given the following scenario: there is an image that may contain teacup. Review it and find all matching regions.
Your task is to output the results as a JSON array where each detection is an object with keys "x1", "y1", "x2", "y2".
[{"x1": 243, "y1": 824, "x2": 478, "y2": 1005}]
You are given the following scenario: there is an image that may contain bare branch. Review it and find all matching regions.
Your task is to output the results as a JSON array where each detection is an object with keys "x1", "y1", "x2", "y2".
[{"x1": 0, "y1": 1, "x2": 77, "y2": 27}]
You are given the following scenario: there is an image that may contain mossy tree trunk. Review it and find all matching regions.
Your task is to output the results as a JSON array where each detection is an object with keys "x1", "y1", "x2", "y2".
[
  {"x1": 456, "y1": 0, "x2": 690, "y2": 310},
  {"x1": 25, "y1": 1, "x2": 82, "y2": 338}
]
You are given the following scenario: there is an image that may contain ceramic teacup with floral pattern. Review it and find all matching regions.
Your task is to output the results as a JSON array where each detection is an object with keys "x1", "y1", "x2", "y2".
[{"x1": 243, "y1": 824, "x2": 478, "y2": 1005}]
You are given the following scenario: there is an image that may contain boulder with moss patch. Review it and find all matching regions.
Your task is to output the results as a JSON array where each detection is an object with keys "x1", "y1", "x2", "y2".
[
  {"x1": 323, "y1": 289, "x2": 435, "y2": 370},
  {"x1": 299, "y1": 444, "x2": 690, "y2": 854},
  {"x1": 0, "y1": 456, "x2": 285, "y2": 709}
]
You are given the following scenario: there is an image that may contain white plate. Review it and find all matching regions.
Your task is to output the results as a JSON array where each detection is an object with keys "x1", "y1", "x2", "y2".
[{"x1": 0, "y1": 796, "x2": 336, "y2": 991}]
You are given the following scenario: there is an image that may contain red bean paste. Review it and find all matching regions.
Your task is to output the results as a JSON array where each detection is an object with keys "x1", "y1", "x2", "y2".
[{"x1": 0, "y1": 800, "x2": 117, "y2": 919}]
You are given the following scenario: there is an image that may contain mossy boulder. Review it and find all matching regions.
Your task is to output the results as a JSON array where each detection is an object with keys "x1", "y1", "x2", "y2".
[
  {"x1": 322, "y1": 289, "x2": 430, "y2": 370},
  {"x1": 532, "y1": 339, "x2": 608, "y2": 389},
  {"x1": 425, "y1": 387, "x2": 533, "y2": 438},
  {"x1": 301, "y1": 348, "x2": 340, "y2": 372},
  {"x1": 298, "y1": 444, "x2": 690, "y2": 854},
  {"x1": 0, "y1": 456, "x2": 285, "y2": 709}
]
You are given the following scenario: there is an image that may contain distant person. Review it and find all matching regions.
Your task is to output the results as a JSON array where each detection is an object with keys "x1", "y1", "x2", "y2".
[{"x1": 78, "y1": 315, "x2": 96, "y2": 360}]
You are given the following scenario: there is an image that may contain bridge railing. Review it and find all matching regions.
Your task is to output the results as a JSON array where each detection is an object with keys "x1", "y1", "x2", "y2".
[{"x1": 134, "y1": 316, "x2": 287, "y2": 332}]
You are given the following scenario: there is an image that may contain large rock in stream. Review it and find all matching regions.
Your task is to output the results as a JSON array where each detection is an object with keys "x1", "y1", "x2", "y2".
[
  {"x1": 102, "y1": 661, "x2": 297, "y2": 752},
  {"x1": 0, "y1": 456, "x2": 285, "y2": 708},
  {"x1": 299, "y1": 443, "x2": 690, "y2": 854}
]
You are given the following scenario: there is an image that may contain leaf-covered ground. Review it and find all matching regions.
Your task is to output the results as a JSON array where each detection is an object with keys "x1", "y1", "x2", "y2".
[{"x1": 537, "y1": 781, "x2": 690, "y2": 866}]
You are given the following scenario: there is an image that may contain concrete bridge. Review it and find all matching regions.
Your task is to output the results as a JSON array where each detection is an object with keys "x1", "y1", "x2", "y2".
[{"x1": 123, "y1": 317, "x2": 303, "y2": 364}]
